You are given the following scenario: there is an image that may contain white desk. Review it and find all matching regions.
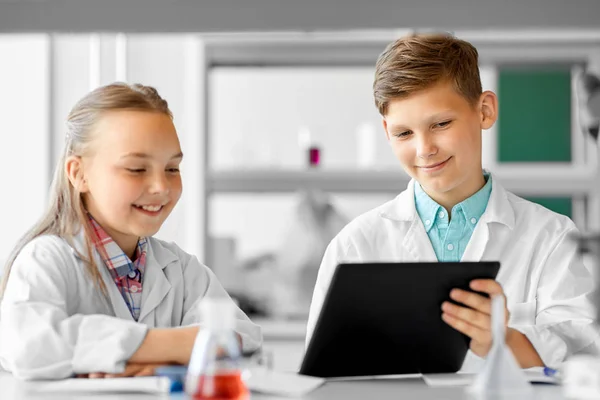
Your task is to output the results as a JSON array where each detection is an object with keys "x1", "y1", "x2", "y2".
[
  {"x1": 0, "y1": 372, "x2": 567, "y2": 400},
  {"x1": 255, "y1": 317, "x2": 307, "y2": 372}
]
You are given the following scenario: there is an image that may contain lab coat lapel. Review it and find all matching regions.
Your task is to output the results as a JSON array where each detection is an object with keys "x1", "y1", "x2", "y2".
[
  {"x1": 402, "y1": 217, "x2": 438, "y2": 261},
  {"x1": 138, "y1": 239, "x2": 176, "y2": 324},
  {"x1": 461, "y1": 175, "x2": 515, "y2": 262},
  {"x1": 380, "y1": 180, "x2": 437, "y2": 262},
  {"x1": 96, "y1": 253, "x2": 136, "y2": 321},
  {"x1": 461, "y1": 220, "x2": 490, "y2": 262},
  {"x1": 71, "y1": 231, "x2": 135, "y2": 321}
]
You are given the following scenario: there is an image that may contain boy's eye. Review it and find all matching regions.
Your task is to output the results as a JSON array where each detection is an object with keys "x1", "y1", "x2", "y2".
[
  {"x1": 127, "y1": 168, "x2": 146, "y2": 173},
  {"x1": 434, "y1": 120, "x2": 452, "y2": 128},
  {"x1": 167, "y1": 168, "x2": 180, "y2": 173},
  {"x1": 394, "y1": 130, "x2": 412, "y2": 138}
]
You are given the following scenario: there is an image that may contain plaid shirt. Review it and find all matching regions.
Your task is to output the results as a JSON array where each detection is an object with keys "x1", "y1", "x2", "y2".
[{"x1": 88, "y1": 216, "x2": 148, "y2": 321}]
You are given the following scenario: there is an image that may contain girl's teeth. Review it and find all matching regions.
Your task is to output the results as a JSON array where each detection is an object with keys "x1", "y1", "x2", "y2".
[{"x1": 139, "y1": 205, "x2": 162, "y2": 212}]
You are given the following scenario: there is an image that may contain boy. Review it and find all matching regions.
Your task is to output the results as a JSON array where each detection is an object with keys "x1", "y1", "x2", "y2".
[{"x1": 306, "y1": 33, "x2": 599, "y2": 371}]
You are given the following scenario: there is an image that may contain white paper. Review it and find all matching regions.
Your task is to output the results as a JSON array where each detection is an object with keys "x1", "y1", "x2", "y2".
[
  {"x1": 424, "y1": 368, "x2": 559, "y2": 387},
  {"x1": 422, "y1": 373, "x2": 474, "y2": 387},
  {"x1": 25, "y1": 376, "x2": 171, "y2": 394},
  {"x1": 327, "y1": 373, "x2": 422, "y2": 382},
  {"x1": 246, "y1": 367, "x2": 324, "y2": 397}
]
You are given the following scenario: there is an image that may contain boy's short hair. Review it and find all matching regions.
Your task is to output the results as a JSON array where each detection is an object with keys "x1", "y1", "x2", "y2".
[{"x1": 373, "y1": 33, "x2": 482, "y2": 115}]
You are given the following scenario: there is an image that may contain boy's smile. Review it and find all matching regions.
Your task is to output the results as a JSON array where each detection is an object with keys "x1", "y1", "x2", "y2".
[
  {"x1": 418, "y1": 156, "x2": 452, "y2": 173},
  {"x1": 382, "y1": 80, "x2": 497, "y2": 212}
]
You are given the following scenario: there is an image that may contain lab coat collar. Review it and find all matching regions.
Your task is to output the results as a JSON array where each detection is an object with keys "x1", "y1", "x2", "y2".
[
  {"x1": 379, "y1": 172, "x2": 515, "y2": 230},
  {"x1": 69, "y1": 228, "x2": 179, "y2": 324},
  {"x1": 380, "y1": 180, "x2": 437, "y2": 261},
  {"x1": 69, "y1": 226, "x2": 178, "y2": 270},
  {"x1": 145, "y1": 237, "x2": 178, "y2": 270},
  {"x1": 378, "y1": 180, "x2": 418, "y2": 222},
  {"x1": 70, "y1": 229, "x2": 136, "y2": 321},
  {"x1": 481, "y1": 174, "x2": 516, "y2": 230}
]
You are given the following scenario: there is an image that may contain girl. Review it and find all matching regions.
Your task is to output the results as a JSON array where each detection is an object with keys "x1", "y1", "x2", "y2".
[{"x1": 0, "y1": 83, "x2": 262, "y2": 380}]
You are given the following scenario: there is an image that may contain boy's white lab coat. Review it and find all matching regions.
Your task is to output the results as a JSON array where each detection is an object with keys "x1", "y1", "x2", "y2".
[
  {"x1": 0, "y1": 232, "x2": 262, "y2": 380},
  {"x1": 307, "y1": 176, "x2": 600, "y2": 370}
]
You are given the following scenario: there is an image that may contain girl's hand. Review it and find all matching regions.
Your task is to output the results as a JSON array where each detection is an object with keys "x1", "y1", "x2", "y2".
[
  {"x1": 105, "y1": 362, "x2": 168, "y2": 377},
  {"x1": 77, "y1": 372, "x2": 107, "y2": 379},
  {"x1": 77, "y1": 362, "x2": 169, "y2": 378}
]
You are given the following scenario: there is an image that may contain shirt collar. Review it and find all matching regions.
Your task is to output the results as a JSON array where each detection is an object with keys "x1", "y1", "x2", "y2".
[
  {"x1": 87, "y1": 215, "x2": 148, "y2": 281},
  {"x1": 458, "y1": 173, "x2": 493, "y2": 228},
  {"x1": 414, "y1": 180, "x2": 443, "y2": 233},
  {"x1": 378, "y1": 170, "x2": 515, "y2": 230},
  {"x1": 414, "y1": 172, "x2": 493, "y2": 232}
]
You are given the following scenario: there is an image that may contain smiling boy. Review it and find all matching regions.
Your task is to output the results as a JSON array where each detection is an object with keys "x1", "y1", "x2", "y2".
[{"x1": 306, "y1": 33, "x2": 599, "y2": 370}]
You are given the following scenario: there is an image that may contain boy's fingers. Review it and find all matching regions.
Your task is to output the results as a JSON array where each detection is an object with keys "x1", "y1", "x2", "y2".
[
  {"x1": 442, "y1": 313, "x2": 490, "y2": 344},
  {"x1": 441, "y1": 301, "x2": 491, "y2": 330},
  {"x1": 469, "y1": 279, "x2": 504, "y2": 295},
  {"x1": 88, "y1": 373, "x2": 106, "y2": 379},
  {"x1": 449, "y1": 289, "x2": 491, "y2": 314}
]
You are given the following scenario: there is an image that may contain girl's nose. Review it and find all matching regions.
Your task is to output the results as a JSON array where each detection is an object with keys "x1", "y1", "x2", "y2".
[{"x1": 150, "y1": 173, "x2": 170, "y2": 195}]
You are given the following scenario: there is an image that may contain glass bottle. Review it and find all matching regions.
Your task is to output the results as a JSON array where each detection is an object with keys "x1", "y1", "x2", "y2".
[{"x1": 185, "y1": 298, "x2": 249, "y2": 400}]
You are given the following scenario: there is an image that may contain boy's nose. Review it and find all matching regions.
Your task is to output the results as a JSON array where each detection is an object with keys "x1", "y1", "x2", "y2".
[{"x1": 416, "y1": 134, "x2": 438, "y2": 158}]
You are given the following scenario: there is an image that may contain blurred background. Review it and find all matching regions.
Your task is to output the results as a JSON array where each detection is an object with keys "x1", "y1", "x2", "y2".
[{"x1": 1, "y1": 0, "x2": 600, "y2": 371}]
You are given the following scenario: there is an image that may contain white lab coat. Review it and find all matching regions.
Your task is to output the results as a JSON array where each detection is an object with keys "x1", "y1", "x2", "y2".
[
  {"x1": 307, "y1": 176, "x2": 600, "y2": 371},
  {"x1": 0, "y1": 231, "x2": 262, "y2": 380}
]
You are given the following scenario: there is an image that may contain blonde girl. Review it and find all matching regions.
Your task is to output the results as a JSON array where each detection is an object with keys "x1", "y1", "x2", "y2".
[{"x1": 0, "y1": 83, "x2": 261, "y2": 380}]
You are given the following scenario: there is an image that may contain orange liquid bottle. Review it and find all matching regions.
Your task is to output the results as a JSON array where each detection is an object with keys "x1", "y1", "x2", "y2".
[
  {"x1": 186, "y1": 298, "x2": 249, "y2": 400},
  {"x1": 193, "y1": 372, "x2": 249, "y2": 400}
]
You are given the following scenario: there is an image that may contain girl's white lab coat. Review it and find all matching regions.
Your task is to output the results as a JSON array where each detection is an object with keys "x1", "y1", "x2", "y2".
[
  {"x1": 307, "y1": 176, "x2": 600, "y2": 370},
  {"x1": 0, "y1": 232, "x2": 262, "y2": 380}
]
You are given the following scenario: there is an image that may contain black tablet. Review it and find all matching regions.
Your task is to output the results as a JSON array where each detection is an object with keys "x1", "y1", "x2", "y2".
[{"x1": 299, "y1": 261, "x2": 501, "y2": 378}]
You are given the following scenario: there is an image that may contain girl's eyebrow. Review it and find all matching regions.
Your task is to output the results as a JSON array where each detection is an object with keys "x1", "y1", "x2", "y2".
[{"x1": 120, "y1": 152, "x2": 184, "y2": 160}]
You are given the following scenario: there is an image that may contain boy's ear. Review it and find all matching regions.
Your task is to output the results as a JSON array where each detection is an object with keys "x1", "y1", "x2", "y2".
[
  {"x1": 65, "y1": 156, "x2": 89, "y2": 193},
  {"x1": 382, "y1": 118, "x2": 392, "y2": 141},
  {"x1": 480, "y1": 90, "x2": 498, "y2": 130}
]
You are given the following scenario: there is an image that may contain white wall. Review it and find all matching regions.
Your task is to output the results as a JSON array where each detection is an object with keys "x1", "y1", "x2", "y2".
[
  {"x1": 0, "y1": 34, "x2": 50, "y2": 274},
  {"x1": 52, "y1": 35, "x2": 92, "y2": 166},
  {"x1": 0, "y1": 33, "x2": 205, "y2": 274}
]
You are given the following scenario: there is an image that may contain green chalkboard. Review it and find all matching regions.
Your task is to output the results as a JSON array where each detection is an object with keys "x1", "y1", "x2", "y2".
[
  {"x1": 526, "y1": 197, "x2": 572, "y2": 218},
  {"x1": 498, "y1": 69, "x2": 572, "y2": 162}
]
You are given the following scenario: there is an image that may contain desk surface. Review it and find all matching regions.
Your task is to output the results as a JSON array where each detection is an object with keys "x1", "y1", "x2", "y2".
[{"x1": 0, "y1": 372, "x2": 566, "y2": 400}]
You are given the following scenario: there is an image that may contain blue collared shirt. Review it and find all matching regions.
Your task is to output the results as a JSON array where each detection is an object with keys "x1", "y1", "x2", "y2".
[{"x1": 414, "y1": 173, "x2": 492, "y2": 262}]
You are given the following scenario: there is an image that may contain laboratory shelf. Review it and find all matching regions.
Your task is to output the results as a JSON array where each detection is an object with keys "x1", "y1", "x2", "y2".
[{"x1": 206, "y1": 166, "x2": 598, "y2": 196}]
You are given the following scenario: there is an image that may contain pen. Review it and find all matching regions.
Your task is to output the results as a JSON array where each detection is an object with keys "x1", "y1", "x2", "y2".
[{"x1": 543, "y1": 367, "x2": 561, "y2": 379}]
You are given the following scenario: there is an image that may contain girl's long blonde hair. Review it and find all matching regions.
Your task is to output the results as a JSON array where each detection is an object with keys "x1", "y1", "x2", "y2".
[{"x1": 0, "y1": 83, "x2": 173, "y2": 299}]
